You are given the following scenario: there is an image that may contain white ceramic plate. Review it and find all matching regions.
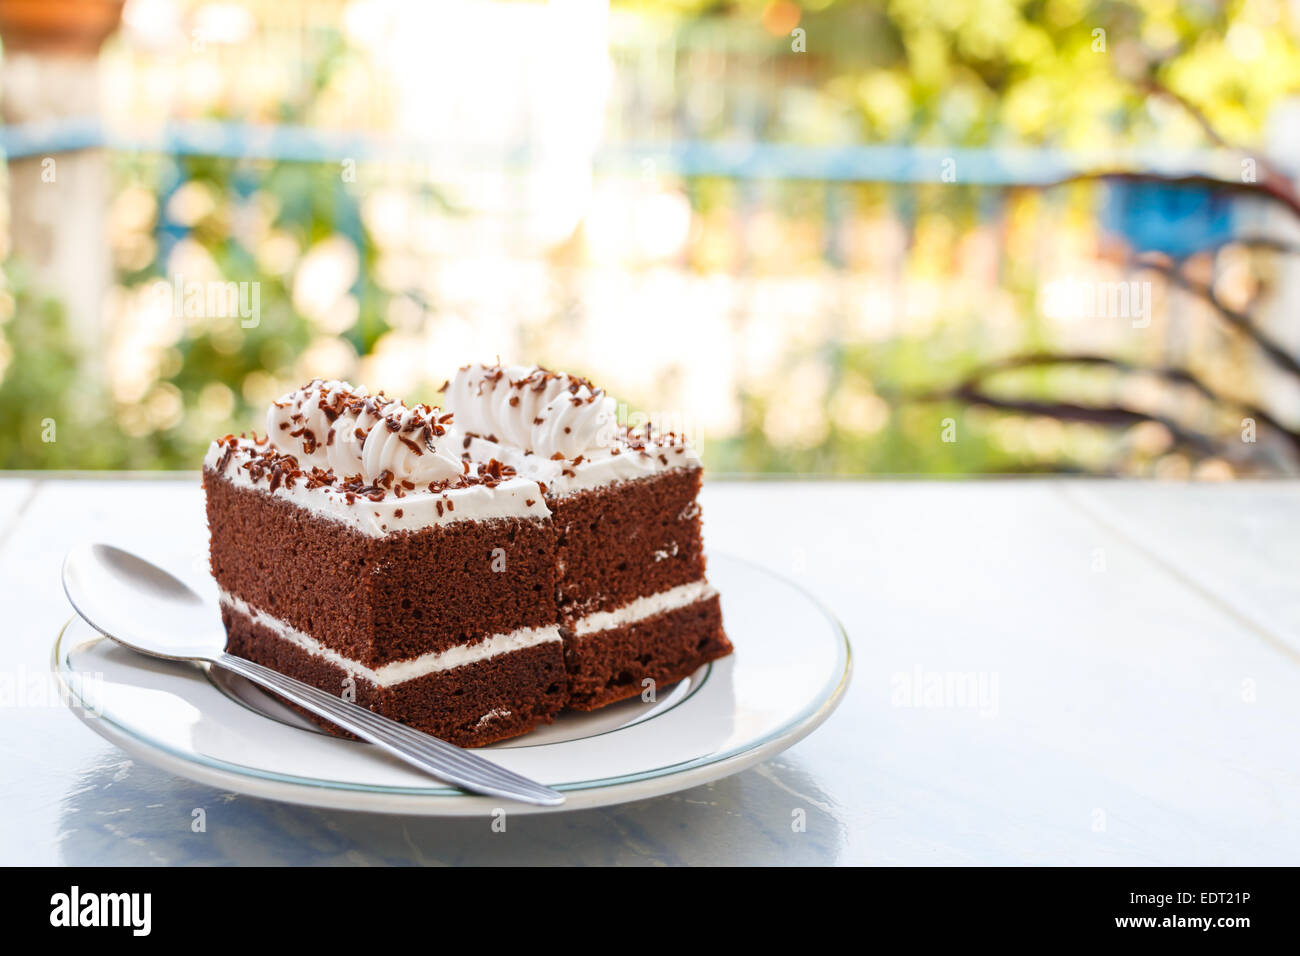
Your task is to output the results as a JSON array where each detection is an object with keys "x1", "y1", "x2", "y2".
[{"x1": 53, "y1": 553, "x2": 851, "y2": 816}]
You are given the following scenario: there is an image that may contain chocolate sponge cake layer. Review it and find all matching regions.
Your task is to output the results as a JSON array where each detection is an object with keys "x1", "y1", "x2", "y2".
[
  {"x1": 551, "y1": 467, "x2": 707, "y2": 625},
  {"x1": 222, "y1": 602, "x2": 567, "y2": 747},
  {"x1": 563, "y1": 592, "x2": 730, "y2": 711},
  {"x1": 204, "y1": 469, "x2": 556, "y2": 665}
]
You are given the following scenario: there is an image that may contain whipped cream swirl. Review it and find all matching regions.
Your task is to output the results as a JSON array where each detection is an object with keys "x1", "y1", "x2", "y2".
[
  {"x1": 446, "y1": 363, "x2": 616, "y2": 459},
  {"x1": 361, "y1": 402, "x2": 463, "y2": 484},
  {"x1": 266, "y1": 380, "x2": 461, "y2": 484},
  {"x1": 266, "y1": 379, "x2": 386, "y2": 477}
]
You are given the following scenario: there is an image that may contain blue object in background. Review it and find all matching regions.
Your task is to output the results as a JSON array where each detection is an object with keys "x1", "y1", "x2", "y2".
[{"x1": 1101, "y1": 180, "x2": 1237, "y2": 257}]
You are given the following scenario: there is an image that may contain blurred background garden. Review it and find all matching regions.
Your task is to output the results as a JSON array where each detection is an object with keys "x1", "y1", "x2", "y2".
[{"x1": 2, "y1": 0, "x2": 1300, "y2": 476}]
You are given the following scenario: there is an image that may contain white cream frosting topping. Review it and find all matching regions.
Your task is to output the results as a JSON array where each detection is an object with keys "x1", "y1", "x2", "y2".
[
  {"x1": 460, "y1": 434, "x2": 700, "y2": 497},
  {"x1": 204, "y1": 436, "x2": 549, "y2": 536},
  {"x1": 266, "y1": 379, "x2": 466, "y2": 486},
  {"x1": 445, "y1": 363, "x2": 701, "y2": 496},
  {"x1": 446, "y1": 363, "x2": 618, "y2": 459},
  {"x1": 207, "y1": 369, "x2": 702, "y2": 528},
  {"x1": 265, "y1": 379, "x2": 387, "y2": 477},
  {"x1": 360, "y1": 402, "x2": 464, "y2": 484}
]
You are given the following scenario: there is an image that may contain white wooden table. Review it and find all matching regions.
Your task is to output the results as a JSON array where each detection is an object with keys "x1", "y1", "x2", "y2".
[{"x1": 2, "y1": 476, "x2": 1297, "y2": 865}]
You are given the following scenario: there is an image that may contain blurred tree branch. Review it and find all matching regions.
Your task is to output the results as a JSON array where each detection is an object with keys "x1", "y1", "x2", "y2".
[
  {"x1": 1131, "y1": 255, "x2": 1300, "y2": 380},
  {"x1": 909, "y1": 352, "x2": 1300, "y2": 454}
]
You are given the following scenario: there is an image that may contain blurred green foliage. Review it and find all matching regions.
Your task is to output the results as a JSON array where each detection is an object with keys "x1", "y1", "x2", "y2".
[
  {"x1": 658, "y1": 0, "x2": 1298, "y2": 148},
  {"x1": 2, "y1": 0, "x2": 1298, "y2": 475}
]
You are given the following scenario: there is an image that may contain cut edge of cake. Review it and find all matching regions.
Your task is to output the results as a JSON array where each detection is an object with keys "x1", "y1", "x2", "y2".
[{"x1": 444, "y1": 362, "x2": 733, "y2": 711}]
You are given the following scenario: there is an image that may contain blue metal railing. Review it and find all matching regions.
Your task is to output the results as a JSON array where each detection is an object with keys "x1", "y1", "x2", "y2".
[
  {"x1": 0, "y1": 117, "x2": 1256, "y2": 256},
  {"x1": 0, "y1": 116, "x2": 1244, "y2": 184}
]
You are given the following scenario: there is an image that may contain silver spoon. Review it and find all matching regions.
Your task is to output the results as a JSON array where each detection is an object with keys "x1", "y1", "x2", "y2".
[{"x1": 62, "y1": 543, "x2": 565, "y2": 807}]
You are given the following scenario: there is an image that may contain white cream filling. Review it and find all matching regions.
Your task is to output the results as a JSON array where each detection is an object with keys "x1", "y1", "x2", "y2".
[
  {"x1": 569, "y1": 579, "x2": 717, "y2": 637},
  {"x1": 218, "y1": 589, "x2": 561, "y2": 687},
  {"x1": 475, "y1": 707, "x2": 511, "y2": 728}
]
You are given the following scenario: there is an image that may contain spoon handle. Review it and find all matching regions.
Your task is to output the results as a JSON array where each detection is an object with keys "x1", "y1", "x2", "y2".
[{"x1": 214, "y1": 653, "x2": 564, "y2": 807}]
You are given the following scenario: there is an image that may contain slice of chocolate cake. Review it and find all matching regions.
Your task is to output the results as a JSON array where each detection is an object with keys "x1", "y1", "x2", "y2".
[
  {"x1": 203, "y1": 380, "x2": 567, "y2": 746},
  {"x1": 445, "y1": 363, "x2": 733, "y2": 710}
]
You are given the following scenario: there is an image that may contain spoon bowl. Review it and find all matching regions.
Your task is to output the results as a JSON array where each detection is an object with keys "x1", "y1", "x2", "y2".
[{"x1": 63, "y1": 544, "x2": 225, "y2": 661}]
